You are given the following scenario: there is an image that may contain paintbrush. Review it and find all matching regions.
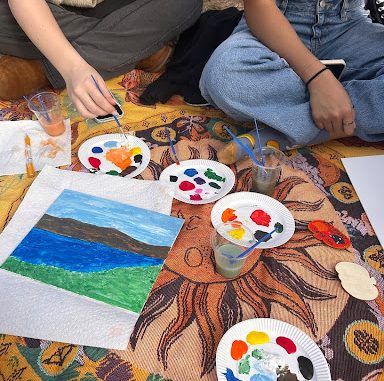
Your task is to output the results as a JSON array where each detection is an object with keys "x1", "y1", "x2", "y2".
[
  {"x1": 24, "y1": 134, "x2": 36, "y2": 178},
  {"x1": 90, "y1": 75, "x2": 130, "y2": 146},
  {"x1": 253, "y1": 118, "x2": 265, "y2": 166},
  {"x1": 164, "y1": 126, "x2": 180, "y2": 165}
]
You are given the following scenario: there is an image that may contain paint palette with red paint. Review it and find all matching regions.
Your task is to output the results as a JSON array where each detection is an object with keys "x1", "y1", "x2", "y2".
[
  {"x1": 211, "y1": 192, "x2": 295, "y2": 249},
  {"x1": 216, "y1": 318, "x2": 331, "y2": 381},
  {"x1": 159, "y1": 159, "x2": 235, "y2": 205},
  {"x1": 78, "y1": 134, "x2": 150, "y2": 178}
]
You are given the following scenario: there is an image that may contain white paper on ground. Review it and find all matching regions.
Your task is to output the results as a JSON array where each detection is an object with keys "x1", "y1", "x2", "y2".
[
  {"x1": 0, "y1": 166, "x2": 174, "y2": 349},
  {"x1": 0, "y1": 119, "x2": 71, "y2": 176},
  {"x1": 342, "y1": 155, "x2": 384, "y2": 248}
]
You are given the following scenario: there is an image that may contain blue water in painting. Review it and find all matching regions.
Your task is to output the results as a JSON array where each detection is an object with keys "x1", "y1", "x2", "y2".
[{"x1": 11, "y1": 228, "x2": 164, "y2": 272}]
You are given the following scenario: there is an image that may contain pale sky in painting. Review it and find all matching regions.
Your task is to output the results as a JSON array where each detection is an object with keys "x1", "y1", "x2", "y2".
[{"x1": 46, "y1": 189, "x2": 183, "y2": 246}]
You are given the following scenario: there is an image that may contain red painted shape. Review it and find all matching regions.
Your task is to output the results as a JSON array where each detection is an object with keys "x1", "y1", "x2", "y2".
[
  {"x1": 250, "y1": 209, "x2": 271, "y2": 227},
  {"x1": 308, "y1": 220, "x2": 351, "y2": 249},
  {"x1": 88, "y1": 156, "x2": 101, "y2": 170},
  {"x1": 230, "y1": 340, "x2": 248, "y2": 360},
  {"x1": 190, "y1": 194, "x2": 202, "y2": 201},
  {"x1": 179, "y1": 181, "x2": 195, "y2": 191},
  {"x1": 276, "y1": 336, "x2": 297, "y2": 354}
]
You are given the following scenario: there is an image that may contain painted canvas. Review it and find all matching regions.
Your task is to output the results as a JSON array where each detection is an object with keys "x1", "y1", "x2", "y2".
[{"x1": 1, "y1": 189, "x2": 184, "y2": 313}]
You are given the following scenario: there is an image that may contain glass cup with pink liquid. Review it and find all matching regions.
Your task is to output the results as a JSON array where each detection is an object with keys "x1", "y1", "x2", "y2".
[{"x1": 27, "y1": 92, "x2": 66, "y2": 136}]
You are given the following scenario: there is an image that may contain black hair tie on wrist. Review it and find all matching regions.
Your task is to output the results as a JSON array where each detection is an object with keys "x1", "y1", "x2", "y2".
[{"x1": 305, "y1": 67, "x2": 330, "y2": 87}]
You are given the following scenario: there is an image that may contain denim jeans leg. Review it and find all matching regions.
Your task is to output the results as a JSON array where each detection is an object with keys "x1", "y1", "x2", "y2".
[{"x1": 200, "y1": 16, "x2": 329, "y2": 149}]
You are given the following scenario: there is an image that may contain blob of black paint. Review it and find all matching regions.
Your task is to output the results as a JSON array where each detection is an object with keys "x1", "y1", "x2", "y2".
[
  {"x1": 331, "y1": 234, "x2": 344, "y2": 244},
  {"x1": 298, "y1": 356, "x2": 314, "y2": 380},
  {"x1": 134, "y1": 154, "x2": 143, "y2": 163},
  {"x1": 170, "y1": 175, "x2": 178, "y2": 182},
  {"x1": 277, "y1": 371, "x2": 299, "y2": 381},
  {"x1": 254, "y1": 230, "x2": 272, "y2": 241},
  {"x1": 120, "y1": 166, "x2": 137, "y2": 177},
  {"x1": 209, "y1": 182, "x2": 221, "y2": 190},
  {"x1": 194, "y1": 177, "x2": 206, "y2": 185}
]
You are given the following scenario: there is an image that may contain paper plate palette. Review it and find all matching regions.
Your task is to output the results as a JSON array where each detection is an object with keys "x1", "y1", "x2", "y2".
[
  {"x1": 78, "y1": 134, "x2": 150, "y2": 178},
  {"x1": 159, "y1": 159, "x2": 235, "y2": 205},
  {"x1": 216, "y1": 318, "x2": 331, "y2": 381},
  {"x1": 211, "y1": 192, "x2": 295, "y2": 249}
]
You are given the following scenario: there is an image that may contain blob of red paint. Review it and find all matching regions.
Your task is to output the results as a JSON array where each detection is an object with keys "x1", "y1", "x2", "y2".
[
  {"x1": 230, "y1": 340, "x2": 248, "y2": 360},
  {"x1": 276, "y1": 336, "x2": 297, "y2": 354},
  {"x1": 250, "y1": 209, "x2": 271, "y2": 227},
  {"x1": 88, "y1": 157, "x2": 101, "y2": 170},
  {"x1": 179, "y1": 181, "x2": 195, "y2": 191},
  {"x1": 190, "y1": 194, "x2": 202, "y2": 201}
]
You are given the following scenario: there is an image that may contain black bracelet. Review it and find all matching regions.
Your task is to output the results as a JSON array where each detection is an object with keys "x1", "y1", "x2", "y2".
[{"x1": 305, "y1": 67, "x2": 330, "y2": 87}]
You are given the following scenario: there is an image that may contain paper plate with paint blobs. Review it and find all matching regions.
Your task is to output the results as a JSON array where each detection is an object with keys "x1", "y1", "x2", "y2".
[
  {"x1": 216, "y1": 318, "x2": 331, "y2": 381},
  {"x1": 78, "y1": 134, "x2": 150, "y2": 178},
  {"x1": 159, "y1": 159, "x2": 235, "y2": 205},
  {"x1": 211, "y1": 192, "x2": 295, "y2": 249}
]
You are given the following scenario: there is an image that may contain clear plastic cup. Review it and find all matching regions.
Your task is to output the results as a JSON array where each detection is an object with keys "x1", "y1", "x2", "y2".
[
  {"x1": 211, "y1": 222, "x2": 256, "y2": 279},
  {"x1": 251, "y1": 146, "x2": 286, "y2": 196},
  {"x1": 27, "y1": 92, "x2": 65, "y2": 136}
]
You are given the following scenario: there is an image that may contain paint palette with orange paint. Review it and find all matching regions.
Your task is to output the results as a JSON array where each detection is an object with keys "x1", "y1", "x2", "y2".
[
  {"x1": 216, "y1": 318, "x2": 331, "y2": 381},
  {"x1": 211, "y1": 192, "x2": 295, "y2": 249},
  {"x1": 78, "y1": 134, "x2": 150, "y2": 178}
]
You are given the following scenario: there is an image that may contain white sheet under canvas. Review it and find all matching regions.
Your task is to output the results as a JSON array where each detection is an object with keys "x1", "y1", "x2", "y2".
[
  {"x1": 342, "y1": 155, "x2": 384, "y2": 248},
  {"x1": 0, "y1": 166, "x2": 174, "y2": 349}
]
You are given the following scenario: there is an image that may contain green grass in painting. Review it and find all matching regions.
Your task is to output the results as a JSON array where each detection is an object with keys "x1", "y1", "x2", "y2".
[{"x1": 1, "y1": 256, "x2": 161, "y2": 313}]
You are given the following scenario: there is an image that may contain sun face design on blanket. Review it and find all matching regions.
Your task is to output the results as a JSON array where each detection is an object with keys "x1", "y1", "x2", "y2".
[{"x1": 130, "y1": 162, "x2": 355, "y2": 378}]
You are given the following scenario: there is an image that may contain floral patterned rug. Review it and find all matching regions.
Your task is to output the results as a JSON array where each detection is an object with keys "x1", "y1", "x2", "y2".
[{"x1": 0, "y1": 70, "x2": 383, "y2": 381}]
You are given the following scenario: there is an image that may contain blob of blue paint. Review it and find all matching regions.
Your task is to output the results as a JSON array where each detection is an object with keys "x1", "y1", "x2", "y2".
[
  {"x1": 223, "y1": 368, "x2": 241, "y2": 381},
  {"x1": 194, "y1": 177, "x2": 206, "y2": 185},
  {"x1": 104, "y1": 140, "x2": 118, "y2": 148},
  {"x1": 184, "y1": 168, "x2": 198, "y2": 177},
  {"x1": 92, "y1": 146, "x2": 103, "y2": 154}
]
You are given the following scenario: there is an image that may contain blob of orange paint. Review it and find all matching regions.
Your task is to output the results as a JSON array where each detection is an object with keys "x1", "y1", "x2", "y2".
[
  {"x1": 221, "y1": 208, "x2": 237, "y2": 223},
  {"x1": 105, "y1": 146, "x2": 132, "y2": 170},
  {"x1": 230, "y1": 340, "x2": 248, "y2": 360}
]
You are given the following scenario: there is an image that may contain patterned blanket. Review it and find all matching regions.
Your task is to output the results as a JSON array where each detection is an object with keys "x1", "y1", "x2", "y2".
[{"x1": 0, "y1": 71, "x2": 383, "y2": 381}]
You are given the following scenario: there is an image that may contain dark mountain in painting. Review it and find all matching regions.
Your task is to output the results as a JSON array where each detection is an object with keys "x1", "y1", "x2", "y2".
[{"x1": 36, "y1": 214, "x2": 170, "y2": 259}]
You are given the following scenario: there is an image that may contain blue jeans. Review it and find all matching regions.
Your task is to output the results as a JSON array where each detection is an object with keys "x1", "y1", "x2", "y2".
[{"x1": 199, "y1": 0, "x2": 384, "y2": 148}]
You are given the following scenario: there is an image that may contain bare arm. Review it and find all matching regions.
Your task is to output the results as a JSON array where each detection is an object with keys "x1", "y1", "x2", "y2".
[
  {"x1": 8, "y1": 0, "x2": 116, "y2": 118},
  {"x1": 243, "y1": 0, "x2": 356, "y2": 138}
]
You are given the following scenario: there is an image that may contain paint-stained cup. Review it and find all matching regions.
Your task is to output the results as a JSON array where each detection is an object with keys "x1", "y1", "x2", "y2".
[
  {"x1": 251, "y1": 147, "x2": 286, "y2": 197},
  {"x1": 27, "y1": 92, "x2": 66, "y2": 136},
  {"x1": 211, "y1": 222, "x2": 256, "y2": 279}
]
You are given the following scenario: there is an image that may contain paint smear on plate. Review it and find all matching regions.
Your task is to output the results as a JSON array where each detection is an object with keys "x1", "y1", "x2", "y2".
[
  {"x1": 104, "y1": 140, "x2": 119, "y2": 148},
  {"x1": 221, "y1": 208, "x2": 237, "y2": 223},
  {"x1": 231, "y1": 340, "x2": 248, "y2": 360},
  {"x1": 238, "y1": 355, "x2": 251, "y2": 375},
  {"x1": 170, "y1": 175, "x2": 178, "y2": 182},
  {"x1": 228, "y1": 227, "x2": 245, "y2": 240},
  {"x1": 276, "y1": 336, "x2": 296, "y2": 354},
  {"x1": 105, "y1": 146, "x2": 132, "y2": 170},
  {"x1": 88, "y1": 157, "x2": 101, "y2": 170},
  {"x1": 254, "y1": 230, "x2": 272, "y2": 242},
  {"x1": 190, "y1": 194, "x2": 202, "y2": 201},
  {"x1": 92, "y1": 146, "x2": 103, "y2": 154},
  {"x1": 250, "y1": 210, "x2": 271, "y2": 227},
  {"x1": 179, "y1": 181, "x2": 195, "y2": 191},
  {"x1": 208, "y1": 182, "x2": 221, "y2": 189},
  {"x1": 297, "y1": 356, "x2": 314, "y2": 380},
  {"x1": 184, "y1": 168, "x2": 198, "y2": 177},
  {"x1": 194, "y1": 177, "x2": 206, "y2": 185},
  {"x1": 204, "y1": 168, "x2": 225, "y2": 182},
  {"x1": 246, "y1": 331, "x2": 270, "y2": 345}
]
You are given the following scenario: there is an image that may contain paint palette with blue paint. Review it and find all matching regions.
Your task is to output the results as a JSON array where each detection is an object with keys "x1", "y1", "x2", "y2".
[
  {"x1": 216, "y1": 319, "x2": 331, "y2": 381},
  {"x1": 159, "y1": 159, "x2": 236, "y2": 205},
  {"x1": 78, "y1": 133, "x2": 150, "y2": 178}
]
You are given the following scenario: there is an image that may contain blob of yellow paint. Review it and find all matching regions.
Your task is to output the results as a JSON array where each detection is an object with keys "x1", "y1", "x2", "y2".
[
  {"x1": 246, "y1": 331, "x2": 270, "y2": 345},
  {"x1": 228, "y1": 227, "x2": 245, "y2": 240},
  {"x1": 130, "y1": 147, "x2": 142, "y2": 156}
]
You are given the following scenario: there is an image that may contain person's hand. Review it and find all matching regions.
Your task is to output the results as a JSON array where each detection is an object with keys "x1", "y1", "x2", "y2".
[
  {"x1": 63, "y1": 61, "x2": 116, "y2": 119},
  {"x1": 308, "y1": 69, "x2": 356, "y2": 139}
]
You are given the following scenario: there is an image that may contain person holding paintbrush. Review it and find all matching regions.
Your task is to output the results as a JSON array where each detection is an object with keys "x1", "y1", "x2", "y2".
[
  {"x1": 0, "y1": 0, "x2": 202, "y2": 118},
  {"x1": 200, "y1": 0, "x2": 384, "y2": 150}
]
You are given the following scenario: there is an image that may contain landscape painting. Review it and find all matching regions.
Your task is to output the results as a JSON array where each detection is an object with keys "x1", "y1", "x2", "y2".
[{"x1": 1, "y1": 189, "x2": 184, "y2": 313}]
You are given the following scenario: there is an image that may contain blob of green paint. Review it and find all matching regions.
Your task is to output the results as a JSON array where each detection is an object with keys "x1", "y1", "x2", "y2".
[
  {"x1": 238, "y1": 355, "x2": 250, "y2": 375},
  {"x1": 208, "y1": 182, "x2": 221, "y2": 190},
  {"x1": 204, "y1": 168, "x2": 225, "y2": 182},
  {"x1": 251, "y1": 348, "x2": 264, "y2": 360},
  {"x1": 106, "y1": 170, "x2": 119, "y2": 176}
]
